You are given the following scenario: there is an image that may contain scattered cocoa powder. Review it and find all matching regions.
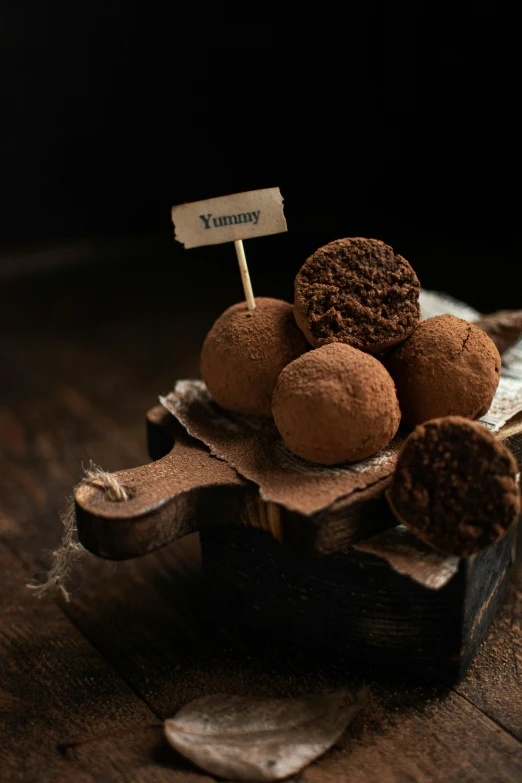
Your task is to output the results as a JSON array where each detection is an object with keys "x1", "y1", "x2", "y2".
[
  {"x1": 386, "y1": 314, "x2": 501, "y2": 429},
  {"x1": 387, "y1": 416, "x2": 520, "y2": 557},
  {"x1": 272, "y1": 344, "x2": 401, "y2": 465},
  {"x1": 201, "y1": 298, "x2": 309, "y2": 417},
  {"x1": 293, "y1": 238, "x2": 420, "y2": 353}
]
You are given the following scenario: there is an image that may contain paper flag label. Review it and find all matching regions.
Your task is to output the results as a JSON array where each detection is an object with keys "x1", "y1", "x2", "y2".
[{"x1": 171, "y1": 187, "x2": 287, "y2": 248}]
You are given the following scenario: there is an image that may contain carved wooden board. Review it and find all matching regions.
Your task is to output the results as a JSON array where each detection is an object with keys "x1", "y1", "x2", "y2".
[{"x1": 75, "y1": 404, "x2": 522, "y2": 561}]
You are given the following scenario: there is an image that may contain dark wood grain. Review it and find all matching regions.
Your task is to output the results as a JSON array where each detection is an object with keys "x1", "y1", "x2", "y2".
[
  {"x1": 64, "y1": 724, "x2": 215, "y2": 783},
  {"x1": 0, "y1": 543, "x2": 156, "y2": 782},
  {"x1": 199, "y1": 517, "x2": 516, "y2": 683},
  {"x1": 0, "y1": 261, "x2": 235, "y2": 780},
  {"x1": 455, "y1": 561, "x2": 522, "y2": 740},
  {"x1": 302, "y1": 688, "x2": 522, "y2": 783},
  {"x1": 2, "y1": 253, "x2": 522, "y2": 780},
  {"x1": 50, "y1": 536, "x2": 522, "y2": 783}
]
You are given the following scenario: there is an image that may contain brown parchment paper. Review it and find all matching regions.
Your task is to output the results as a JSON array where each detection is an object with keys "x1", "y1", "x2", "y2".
[
  {"x1": 354, "y1": 525, "x2": 460, "y2": 590},
  {"x1": 161, "y1": 381, "x2": 404, "y2": 517}
]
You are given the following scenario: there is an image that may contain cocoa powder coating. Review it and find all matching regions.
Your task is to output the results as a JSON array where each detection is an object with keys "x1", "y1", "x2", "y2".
[
  {"x1": 294, "y1": 237, "x2": 421, "y2": 353},
  {"x1": 200, "y1": 298, "x2": 309, "y2": 417},
  {"x1": 386, "y1": 314, "x2": 501, "y2": 429},
  {"x1": 272, "y1": 343, "x2": 401, "y2": 465},
  {"x1": 474, "y1": 309, "x2": 522, "y2": 355},
  {"x1": 387, "y1": 416, "x2": 520, "y2": 557}
]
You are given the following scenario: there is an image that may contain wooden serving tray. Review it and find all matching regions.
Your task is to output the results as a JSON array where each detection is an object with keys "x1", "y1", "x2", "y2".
[{"x1": 74, "y1": 403, "x2": 522, "y2": 684}]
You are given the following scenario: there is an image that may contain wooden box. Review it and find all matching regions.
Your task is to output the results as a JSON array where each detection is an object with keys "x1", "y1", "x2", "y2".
[{"x1": 74, "y1": 405, "x2": 522, "y2": 685}]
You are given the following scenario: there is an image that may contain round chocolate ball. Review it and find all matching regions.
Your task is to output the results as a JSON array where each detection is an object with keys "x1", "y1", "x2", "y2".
[
  {"x1": 272, "y1": 343, "x2": 401, "y2": 465},
  {"x1": 387, "y1": 416, "x2": 520, "y2": 557},
  {"x1": 200, "y1": 298, "x2": 309, "y2": 417},
  {"x1": 385, "y1": 314, "x2": 501, "y2": 429},
  {"x1": 294, "y1": 237, "x2": 421, "y2": 353},
  {"x1": 474, "y1": 309, "x2": 522, "y2": 355}
]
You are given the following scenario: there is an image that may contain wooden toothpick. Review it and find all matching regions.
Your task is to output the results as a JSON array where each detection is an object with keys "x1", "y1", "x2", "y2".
[{"x1": 234, "y1": 239, "x2": 256, "y2": 311}]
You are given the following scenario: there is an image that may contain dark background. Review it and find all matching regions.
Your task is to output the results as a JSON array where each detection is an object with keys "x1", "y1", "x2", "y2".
[{"x1": 0, "y1": 8, "x2": 518, "y2": 312}]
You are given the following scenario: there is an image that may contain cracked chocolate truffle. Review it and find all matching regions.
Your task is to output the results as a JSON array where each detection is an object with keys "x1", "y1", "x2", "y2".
[
  {"x1": 387, "y1": 416, "x2": 520, "y2": 557},
  {"x1": 272, "y1": 343, "x2": 401, "y2": 465},
  {"x1": 293, "y1": 237, "x2": 421, "y2": 353},
  {"x1": 201, "y1": 298, "x2": 309, "y2": 417},
  {"x1": 386, "y1": 314, "x2": 501, "y2": 429}
]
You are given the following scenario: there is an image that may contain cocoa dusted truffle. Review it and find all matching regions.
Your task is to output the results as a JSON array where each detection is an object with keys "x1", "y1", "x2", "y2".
[
  {"x1": 201, "y1": 298, "x2": 309, "y2": 417},
  {"x1": 272, "y1": 343, "x2": 401, "y2": 465},
  {"x1": 386, "y1": 314, "x2": 501, "y2": 429},
  {"x1": 294, "y1": 237, "x2": 421, "y2": 353},
  {"x1": 474, "y1": 309, "x2": 522, "y2": 355},
  {"x1": 387, "y1": 416, "x2": 520, "y2": 557}
]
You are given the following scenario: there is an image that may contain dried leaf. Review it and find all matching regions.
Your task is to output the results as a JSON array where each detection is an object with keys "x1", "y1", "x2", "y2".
[{"x1": 164, "y1": 688, "x2": 367, "y2": 782}]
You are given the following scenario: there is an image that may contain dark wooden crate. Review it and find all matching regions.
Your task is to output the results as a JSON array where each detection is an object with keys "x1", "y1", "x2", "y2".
[
  {"x1": 74, "y1": 406, "x2": 522, "y2": 685},
  {"x1": 198, "y1": 494, "x2": 517, "y2": 683},
  {"x1": 157, "y1": 411, "x2": 522, "y2": 683}
]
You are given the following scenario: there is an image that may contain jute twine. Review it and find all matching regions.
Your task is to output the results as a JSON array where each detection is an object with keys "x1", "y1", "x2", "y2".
[{"x1": 27, "y1": 464, "x2": 133, "y2": 602}]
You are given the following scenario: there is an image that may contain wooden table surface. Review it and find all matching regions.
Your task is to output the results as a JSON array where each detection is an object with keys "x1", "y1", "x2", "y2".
[{"x1": 1, "y1": 247, "x2": 522, "y2": 782}]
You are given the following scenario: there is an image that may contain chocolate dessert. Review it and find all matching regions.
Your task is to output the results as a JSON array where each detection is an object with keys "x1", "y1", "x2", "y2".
[
  {"x1": 293, "y1": 237, "x2": 420, "y2": 353},
  {"x1": 387, "y1": 416, "x2": 520, "y2": 557},
  {"x1": 272, "y1": 343, "x2": 400, "y2": 465},
  {"x1": 386, "y1": 314, "x2": 501, "y2": 429},
  {"x1": 200, "y1": 297, "x2": 309, "y2": 417},
  {"x1": 474, "y1": 309, "x2": 522, "y2": 355}
]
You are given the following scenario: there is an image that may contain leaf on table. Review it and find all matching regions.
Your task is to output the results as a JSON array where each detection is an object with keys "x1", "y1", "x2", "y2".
[{"x1": 164, "y1": 688, "x2": 368, "y2": 782}]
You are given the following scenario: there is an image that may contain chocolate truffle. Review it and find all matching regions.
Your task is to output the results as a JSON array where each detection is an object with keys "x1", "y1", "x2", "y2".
[
  {"x1": 272, "y1": 343, "x2": 401, "y2": 465},
  {"x1": 386, "y1": 314, "x2": 501, "y2": 429},
  {"x1": 201, "y1": 298, "x2": 309, "y2": 417},
  {"x1": 294, "y1": 237, "x2": 421, "y2": 353},
  {"x1": 474, "y1": 309, "x2": 522, "y2": 355},
  {"x1": 387, "y1": 416, "x2": 520, "y2": 557}
]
